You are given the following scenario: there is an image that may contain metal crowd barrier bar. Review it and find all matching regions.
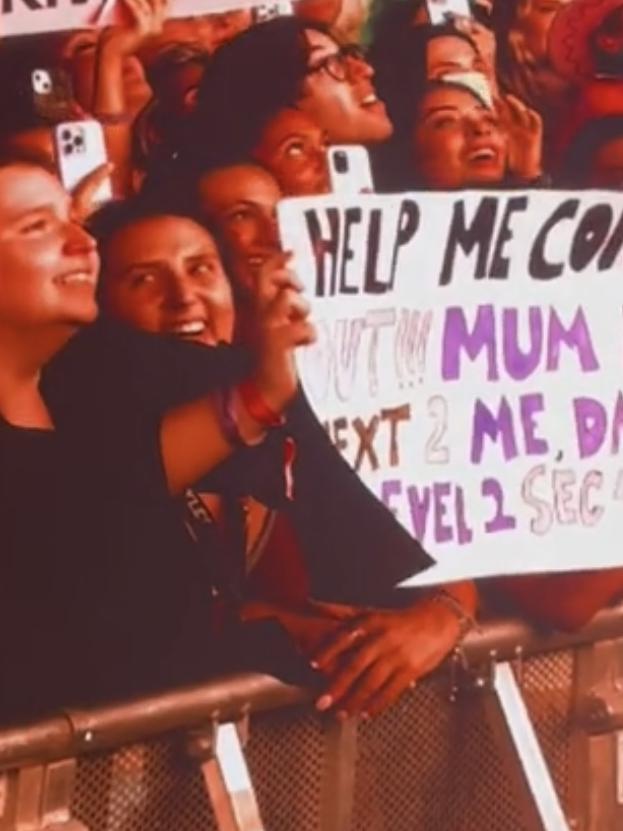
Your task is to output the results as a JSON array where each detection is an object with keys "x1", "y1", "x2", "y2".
[{"x1": 1, "y1": 605, "x2": 623, "y2": 831}]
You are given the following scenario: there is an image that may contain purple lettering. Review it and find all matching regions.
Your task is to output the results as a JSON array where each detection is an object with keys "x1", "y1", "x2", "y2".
[
  {"x1": 433, "y1": 482, "x2": 453, "y2": 543},
  {"x1": 407, "y1": 485, "x2": 430, "y2": 541},
  {"x1": 546, "y1": 307, "x2": 599, "y2": 374},
  {"x1": 455, "y1": 486, "x2": 474, "y2": 545},
  {"x1": 441, "y1": 305, "x2": 498, "y2": 381},
  {"x1": 502, "y1": 307, "x2": 543, "y2": 381},
  {"x1": 611, "y1": 392, "x2": 623, "y2": 455},
  {"x1": 573, "y1": 397, "x2": 607, "y2": 458},
  {"x1": 471, "y1": 397, "x2": 518, "y2": 464},
  {"x1": 381, "y1": 479, "x2": 402, "y2": 518},
  {"x1": 520, "y1": 393, "x2": 549, "y2": 455}
]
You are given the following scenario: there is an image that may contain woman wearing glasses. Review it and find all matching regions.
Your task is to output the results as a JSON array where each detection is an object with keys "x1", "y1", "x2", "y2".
[{"x1": 177, "y1": 16, "x2": 392, "y2": 174}]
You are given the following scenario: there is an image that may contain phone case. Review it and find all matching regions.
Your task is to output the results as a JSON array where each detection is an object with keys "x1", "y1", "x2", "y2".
[
  {"x1": 328, "y1": 145, "x2": 374, "y2": 195},
  {"x1": 54, "y1": 120, "x2": 113, "y2": 203},
  {"x1": 31, "y1": 68, "x2": 76, "y2": 122}
]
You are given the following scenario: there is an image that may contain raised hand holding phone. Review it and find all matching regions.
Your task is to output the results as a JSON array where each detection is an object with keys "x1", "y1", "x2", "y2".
[{"x1": 54, "y1": 120, "x2": 113, "y2": 207}]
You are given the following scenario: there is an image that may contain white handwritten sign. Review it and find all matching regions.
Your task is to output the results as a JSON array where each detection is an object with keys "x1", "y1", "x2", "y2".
[
  {"x1": 279, "y1": 190, "x2": 623, "y2": 585},
  {"x1": 0, "y1": 0, "x2": 261, "y2": 38}
]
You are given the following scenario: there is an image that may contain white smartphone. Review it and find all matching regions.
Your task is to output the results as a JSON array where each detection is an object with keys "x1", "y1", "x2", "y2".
[
  {"x1": 328, "y1": 145, "x2": 374, "y2": 195},
  {"x1": 443, "y1": 71, "x2": 493, "y2": 107},
  {"x1": 54, "y1": 120, "x2": 113, "y2": 205},
  {"x1": 426, "y1": 0, "x2": 471, "y2": 24},
  {"x1": 252, "y1": 1, "x2": 294, "y2": 23}
]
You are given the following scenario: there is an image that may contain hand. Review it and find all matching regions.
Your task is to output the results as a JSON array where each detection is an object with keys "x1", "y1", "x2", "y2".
[
  {"x1": 498, "y1": 94, "x2": 543, "y2": 181},
  {"x1": 100, "y1": 0, "x2": 167, "y2": 56},
  {"x1": 248, "y1": 251, "x2": 316, "y2": 414},
  {"x1": 71, "y1": 162, "x2": 114, "y2": 222},
  {"x1": 310, "y1": 598, "x2": 463, "y2": 718}
]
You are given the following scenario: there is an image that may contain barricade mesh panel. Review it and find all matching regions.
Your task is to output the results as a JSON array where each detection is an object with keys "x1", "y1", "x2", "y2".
[{"x1": 70, "y1": 649, "x2": 575, "y2": 831}]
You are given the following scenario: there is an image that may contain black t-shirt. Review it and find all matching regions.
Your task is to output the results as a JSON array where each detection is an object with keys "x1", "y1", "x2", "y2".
[
  {"x1": 45, "y1": 320, "x2": 434, "y2": 605},
  {"x1": 0, "y1": 320, "x2": 433, "y2": 725}
]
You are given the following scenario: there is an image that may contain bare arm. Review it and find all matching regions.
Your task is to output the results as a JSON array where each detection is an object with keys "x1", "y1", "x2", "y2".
[
  {"x1": 490, "y1": 570, "x2": 623, "y2": 632},
  {"x1": 160, "y1": 254, "x2": 314, "y2": 495}
]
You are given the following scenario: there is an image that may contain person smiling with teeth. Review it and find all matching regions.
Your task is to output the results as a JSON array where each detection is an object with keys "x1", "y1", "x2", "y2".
[{"x1": 374, "y1": 78, "x2": 543, "y2": 190}]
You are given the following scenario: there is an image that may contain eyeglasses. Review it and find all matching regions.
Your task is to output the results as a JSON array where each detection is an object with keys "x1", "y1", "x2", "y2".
[{"x1": 306, "y1": 44, "x2": 368, "y2": 82}]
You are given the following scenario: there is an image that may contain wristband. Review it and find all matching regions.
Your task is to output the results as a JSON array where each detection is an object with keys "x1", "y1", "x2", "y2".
[
  {"x1": 237, "y1": 379, "x2": 285, "y2": 429},
  {"x1": 431, "y1": 589, "x2": 476, "y2": 642}
]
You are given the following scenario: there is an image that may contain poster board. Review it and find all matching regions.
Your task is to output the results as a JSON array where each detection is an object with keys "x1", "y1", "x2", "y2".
[
  {"x1": 0, "y1": 0, "x2": 262, "y2": 38},
  {"x1": 279, "y1": 189, "x2": 623, "y2": 585}
]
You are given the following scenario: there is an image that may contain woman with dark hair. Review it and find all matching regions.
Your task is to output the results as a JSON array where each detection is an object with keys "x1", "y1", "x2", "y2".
[
  {"x1": 184, "y1": 15, "x2": 392, "y2": 170},
  {"x1": 88, "y1": 194, "x2": 477, "y2": 720},
  {"x1": 373, "y1": 77, "x2": 542, "y2": 191}
]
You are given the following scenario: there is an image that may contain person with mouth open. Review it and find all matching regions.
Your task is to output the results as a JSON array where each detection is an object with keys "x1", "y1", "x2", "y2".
[
  {"x1": 373, "y1": 78, "x2": 543, "y2": 190},
  {"x1": 87, "y1": 192, "x2": 478, "y2": 720},
  {"x1": 0, "y1": 151, "x2": 323, "y2": 725},
  {"x1": 175, "y1": 15, "x2": 392, "y2": 178}
]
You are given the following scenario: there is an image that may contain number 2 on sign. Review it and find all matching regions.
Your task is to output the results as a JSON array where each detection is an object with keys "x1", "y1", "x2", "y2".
[{"x1": 425, "y1": 395, "x2": 450, "y2": 464}]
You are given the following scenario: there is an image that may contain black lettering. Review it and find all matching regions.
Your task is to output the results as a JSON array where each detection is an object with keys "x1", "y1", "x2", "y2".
[
  {"x1": 339, "y1": 207, "x2": 361, "y2": 294},
  {"x1": 304, "y1": 208, "x2": 340, "y2": 297},
  {"x1": 489, "y1": 196, "x2": 528, "y2": 279},
  {"x1": 439, "y1": 197, "x2": 498, "y2": 286},
  {"x1": 388, "y1": 199, "x2": 419, "y2": 289},
  {"x1": 528, "y1": 199, "x2": 579, "y2": 279},
  {"x1": 363, "y1": 209, "x2": 383, "y2": 294},
  {"x1": 599, "y1": 209, "x2": 623, "y2": 270},
  {"x1": 570, "y1": 204, "x2": 613, "y2": 272}
]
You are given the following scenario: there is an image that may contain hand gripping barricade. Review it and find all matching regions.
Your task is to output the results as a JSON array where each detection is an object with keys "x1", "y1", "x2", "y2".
[{"x1": 1, "y1": 606, "x2": 623, "y2": 831}]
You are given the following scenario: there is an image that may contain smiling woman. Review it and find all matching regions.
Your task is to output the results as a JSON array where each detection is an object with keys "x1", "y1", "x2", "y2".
[
  {"x1": 0, "y1": 153, "x2": 323, "y2": 724},
  {"x1": 411, "y1": 81, "x2": 507, "y2": 189}
]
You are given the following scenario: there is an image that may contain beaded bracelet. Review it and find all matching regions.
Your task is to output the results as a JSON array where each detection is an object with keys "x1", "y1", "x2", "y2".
[{"x1": 431, "y1": 589, "x2": 477, "y2": 642}]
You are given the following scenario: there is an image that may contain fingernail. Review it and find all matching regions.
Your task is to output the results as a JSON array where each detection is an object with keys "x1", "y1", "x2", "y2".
[
  {"x1": 316, "y1": 695, "x2": 333, "y2": 711},
  {"x1": 336, "y1": 710, "x2": 348, "y2": 721},
  {"x1": 361, "y1": 711, "x2": 370, "y2": 721},
  {"x1": 309, "y1": 660, "x2": 319, "y2": 670}
]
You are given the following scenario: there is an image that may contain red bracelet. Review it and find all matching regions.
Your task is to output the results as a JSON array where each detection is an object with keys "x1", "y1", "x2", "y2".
[{"x1": 237, "y1": 379, "x2": 285, "y2": 428}]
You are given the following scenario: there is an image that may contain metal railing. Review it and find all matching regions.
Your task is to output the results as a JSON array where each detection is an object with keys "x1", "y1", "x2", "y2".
[{"x1": 1, "y1": 605, "x2": 623, "y2": 830}]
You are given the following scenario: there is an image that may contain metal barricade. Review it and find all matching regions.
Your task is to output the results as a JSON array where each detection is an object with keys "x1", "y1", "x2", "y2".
[{"x1": 1, "y1": 608, "x2": 623, "y2": 831}]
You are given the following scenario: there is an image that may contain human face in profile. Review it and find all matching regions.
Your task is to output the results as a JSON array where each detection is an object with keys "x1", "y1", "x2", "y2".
[
  {"x1": 412, "y1": 85, "x2": 507, "y2": 188},
  {"x1": 0, "y1": 164, "x2": 98, "y2": 333},
  {"x1": 197, "y1": 164, "x2": 282, "y2": 293},
  {"x1": 101, "y1": 215, "x2": 234, "y2": 346},
  {"x1": 253, "y1": 108, "x2": 330, "y2": 196},
  {"x1": 297, "y1": 28, "x2": 393, "y2": 145}
]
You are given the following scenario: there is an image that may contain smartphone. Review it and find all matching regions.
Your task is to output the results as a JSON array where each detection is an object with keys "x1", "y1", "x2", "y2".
[
  {"x1": 426, "y1": 0, "x2": 471, "y2": 25},
  {"x1": 443, "y1": 71, "x2": 493, "y2": 107},
  {"x1": 54, "y1": 120, "x2": 113, "y2": 204},
  {"x1": 328, "y1": 146, "x2": 374, "y2": 195},
  {"x1": 252, "y1": 1, "x2": 294, "y2": 23},
  {"x1": 31, "y1": 68, "x2": 76, "y2": 121}
]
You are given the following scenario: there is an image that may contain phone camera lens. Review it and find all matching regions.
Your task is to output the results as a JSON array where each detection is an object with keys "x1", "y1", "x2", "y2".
[
  {"x1": 74, "y1": 135, "x2": 84, "y2": 147},
  {"x1": 64, "y1": 143, "x2": 73, "y2": 155},
  {"x1": 61, "y1": 129, "x2": 72, "y2": 141},
  {"x1": 334, "y1": 151, "x2": 349, "y2": 174}
]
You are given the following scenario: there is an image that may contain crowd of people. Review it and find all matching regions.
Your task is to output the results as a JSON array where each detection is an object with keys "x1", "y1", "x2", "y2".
[{"x1": 2, "y1": 0, "x2": 623, "y2": 728}]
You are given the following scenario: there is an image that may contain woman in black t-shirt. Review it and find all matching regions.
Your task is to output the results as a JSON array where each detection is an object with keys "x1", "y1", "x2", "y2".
[{"x1": 0, "y1": 154, "x2": 314, "y2": 723}]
